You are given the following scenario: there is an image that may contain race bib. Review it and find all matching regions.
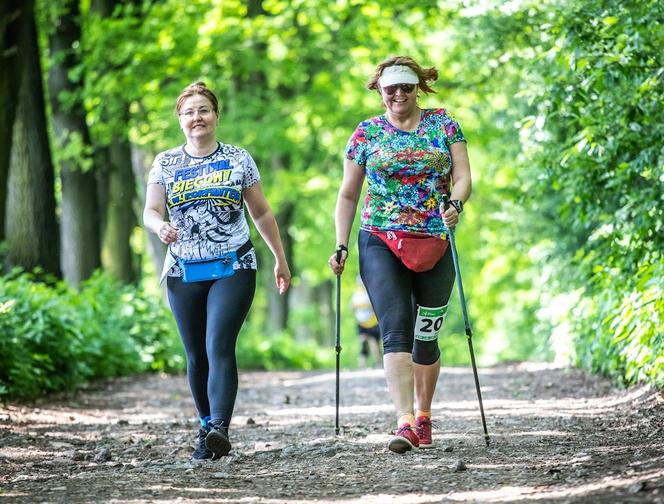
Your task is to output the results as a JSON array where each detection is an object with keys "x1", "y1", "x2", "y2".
[{"x1": 414, "y1": 305, "x2": 448, "y2": 341}]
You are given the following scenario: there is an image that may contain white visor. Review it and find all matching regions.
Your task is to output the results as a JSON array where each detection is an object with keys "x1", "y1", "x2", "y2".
[{"x1": 379, "y1": 65, "x2": 419, "y2": 87}]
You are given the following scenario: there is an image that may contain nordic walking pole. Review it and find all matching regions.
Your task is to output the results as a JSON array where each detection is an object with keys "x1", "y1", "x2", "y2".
[
  {"x1": 443, "y1": 196, "x2": 490, "y2": 447},
  {"x1": 334, "y1": 248, "x2": 343, "y2": 436}
]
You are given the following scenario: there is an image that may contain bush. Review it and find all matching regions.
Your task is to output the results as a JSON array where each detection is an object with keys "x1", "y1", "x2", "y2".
[
  {"x1": 514, "y1": 0, "x2": 664, "y2": 387},
  {"x1": 0, "y1": 271, "x2": 183, "y2": 400},
  {"x1": 0, "y1": 269, "x2": 339, "y2": 400},
  {"x1": 236, "y1": 327, "x2": 332, "y2": 371}
]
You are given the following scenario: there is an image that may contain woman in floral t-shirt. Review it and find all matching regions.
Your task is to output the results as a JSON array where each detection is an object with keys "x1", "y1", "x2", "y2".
[{"x1": 329, "y1": 56, "x2": 472, "y2": 454}]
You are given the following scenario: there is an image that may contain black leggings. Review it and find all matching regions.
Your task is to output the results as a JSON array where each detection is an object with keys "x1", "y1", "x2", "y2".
[
  {"x1": 358, "y1": 230, "x2": 455, "y2": 365},
  {"x1": 167, "y1": 269, "x2": 256, "y2": 428}
]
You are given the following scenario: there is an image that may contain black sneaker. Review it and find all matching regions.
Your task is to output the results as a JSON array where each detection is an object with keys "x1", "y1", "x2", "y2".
[
  {"x1": 192, "y1": 428, "x2": 215, "y2": 460},
  {"x1": 205, "y1": 422, "x2": 231, "y2": 457}
]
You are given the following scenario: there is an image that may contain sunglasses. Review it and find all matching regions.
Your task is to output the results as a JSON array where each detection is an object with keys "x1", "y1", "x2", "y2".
[{"x1": 382, "y1": 83, "x2": 416, "y2": 95}]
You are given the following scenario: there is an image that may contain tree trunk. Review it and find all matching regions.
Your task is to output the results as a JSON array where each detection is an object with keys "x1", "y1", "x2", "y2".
[
  {"x1": 315, "y1": 280, "x2": 335, "y2": 346},
  {"x1": 48, "y1": 0, "x2": 100, "y2": 287},
  {"x1": 132, "y1": 144, "x2": 167, "y2": 298},
  {"x1": 91, "y1": 0, "x2": 142, "y2": 284},
  {"x1": 0, "y1": 0, "x2": 32, "y2": 241},
  {"x1": 5, "y1": 10, "x2": 59, "y2": 276},
  {"x1": 101, "y1": 138, "x2": 137, "y2": 283},
  {"x1": 265, "y1": 200, "x2": 293, "y2": 331}
]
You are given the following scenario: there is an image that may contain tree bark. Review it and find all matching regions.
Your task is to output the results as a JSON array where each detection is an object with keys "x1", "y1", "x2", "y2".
[
  {"x1": 101, "y1": 137, "x2": 137, "y2": 283},
  {"x1": 314, "y1": 280, "x2": 335, "y2": 346},
  {"x1": 5, "y1": 10, "x2": 60, "y2": 276},
  {"x1": 91, "y1": 0, "x2": 139, "y2": 283},
  {"x1": 131, "y1": 144, "x2": 167, "y2": 298},
  {"x1": 0, "y1": 0, "x2": 32, "y2": 241},
  {"x1": 48, "y1": 0, "x2": 100, "y2": 287},
  {"x1": 265, "y1": 201, "x2": 293, "y2": 331}
]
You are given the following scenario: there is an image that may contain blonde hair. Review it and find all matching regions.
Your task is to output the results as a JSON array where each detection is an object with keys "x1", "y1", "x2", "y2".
[{"x1": 367, "y1": 56, "x2": 438, "y2": 95}]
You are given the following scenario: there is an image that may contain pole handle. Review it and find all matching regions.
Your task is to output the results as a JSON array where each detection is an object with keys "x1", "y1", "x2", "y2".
[
  {"x1": 335, "y1": 244, "x2": 347, "y2": 265},
  {"x1": 442, "y1": 194, "x2": 451, "y2": 212}
]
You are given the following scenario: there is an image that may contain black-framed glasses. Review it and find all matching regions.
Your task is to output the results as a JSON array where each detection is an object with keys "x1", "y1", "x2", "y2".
[{"x1": 382, "y1": 83, "x2": 416, "y2": 95}]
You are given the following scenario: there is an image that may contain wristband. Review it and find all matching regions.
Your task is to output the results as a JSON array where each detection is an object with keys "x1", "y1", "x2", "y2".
[
  {"x1": 450, "y1": 199, "x2": 464, "y2": 214},
  {"x1": 336, "y1": 244, "x2": 348, "y2": 254}
]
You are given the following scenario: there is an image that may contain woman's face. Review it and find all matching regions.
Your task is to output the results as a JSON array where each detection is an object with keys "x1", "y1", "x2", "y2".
[
  {"x1": 381, "y1": 82, "x2": 418, "y2": 116},
  {"x1": 178, "y1": 94, "x2": 218, "y2": 142}
]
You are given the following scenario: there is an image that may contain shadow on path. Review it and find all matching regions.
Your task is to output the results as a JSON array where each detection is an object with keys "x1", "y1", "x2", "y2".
[{"x1": 1, "y1": 363, "x2": 662, "y2": 503}]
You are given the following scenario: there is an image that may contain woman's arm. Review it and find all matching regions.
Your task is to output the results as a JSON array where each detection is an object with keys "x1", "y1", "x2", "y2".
[
  {"x1": 441, "y1": 142, "x2": 472, "y2": 228},
  {"x1": 243, "y1": 182, "x2": 291, "y2": 294},
  {"x1": 143, "y1": 183, "x2": 179, "y2": 244},
  {"x1": 329, "y1": 158, "x2": 365, "y2": 275}
]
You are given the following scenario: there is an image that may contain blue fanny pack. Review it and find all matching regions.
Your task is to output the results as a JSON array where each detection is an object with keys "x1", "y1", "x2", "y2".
[{"x1": 176, "y1": 240, "x2": 252, "y2": 283}]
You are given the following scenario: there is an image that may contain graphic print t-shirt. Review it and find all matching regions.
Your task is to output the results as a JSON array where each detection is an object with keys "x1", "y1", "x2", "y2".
[
  {"x1": 148, "y1": 142, "x2": 260, "y2": 277},
  {"x1": 345, "y1": 108, "x2": 466, "y2": 236}
]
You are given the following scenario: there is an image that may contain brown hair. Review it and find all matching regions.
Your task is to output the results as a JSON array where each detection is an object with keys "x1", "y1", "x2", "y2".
[
  {"x1": 175, "y1": 81, "x2": 219, "y2": 115},
  {"x1": 367, "y1": 56, "x2": 438, "y2": 95}
]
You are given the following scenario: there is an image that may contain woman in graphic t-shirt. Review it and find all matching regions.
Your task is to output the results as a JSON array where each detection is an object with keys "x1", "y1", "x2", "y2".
[
  {"x1": 328, "y1": 56, "x2": 472, "y2": 454},
  {"x1": 143, "y1": 81, "x2": 291, "y2": 460}
]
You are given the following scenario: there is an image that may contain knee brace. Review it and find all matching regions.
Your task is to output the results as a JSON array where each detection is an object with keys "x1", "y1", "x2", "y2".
[{"x1": 412, "y1": 304, "x2": 448, "y2": 365}]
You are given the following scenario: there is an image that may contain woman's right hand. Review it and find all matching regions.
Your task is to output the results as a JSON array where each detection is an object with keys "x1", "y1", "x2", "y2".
[
  {"x1": 274, "y1": 260, "x2": 292, "y2": 295},
  {"x1": 328, "y1": 249, "x2": 348, "y2": 276},
  {"x1": 157, "y1": 222, "x2": 179, "y2": 244}
]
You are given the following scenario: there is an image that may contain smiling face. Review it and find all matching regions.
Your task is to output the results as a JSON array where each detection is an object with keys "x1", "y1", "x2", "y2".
[
  {"x1": 178, "y1": 94, "x2": 218, "y2": 143},
  {"x1": 380, "y1": 82, "x2": 418, "y2": 117}
]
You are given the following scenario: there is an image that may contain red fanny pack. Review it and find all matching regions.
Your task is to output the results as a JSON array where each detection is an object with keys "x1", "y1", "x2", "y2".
[{"x1": 374, "y1": 230, "x2": 448, "y2": 272}]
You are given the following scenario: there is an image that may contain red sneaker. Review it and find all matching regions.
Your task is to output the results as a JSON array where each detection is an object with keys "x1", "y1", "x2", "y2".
[
  {"x1": 387, "y1": 424, "x2": 419, "y2": 454},
  {"x1": 415, "y1": 416, "x2": 433, "y2": 448}
]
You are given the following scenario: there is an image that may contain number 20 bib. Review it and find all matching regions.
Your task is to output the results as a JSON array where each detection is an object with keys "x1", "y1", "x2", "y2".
[{"x1": 414, "y1": 305, "x2": 448, "y2": 341}]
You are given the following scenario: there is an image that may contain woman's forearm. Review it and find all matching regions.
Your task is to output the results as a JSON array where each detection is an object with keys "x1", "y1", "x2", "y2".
[
  {"x1": 335, "y1": 158, "x2": 364, "y2": 248},
  {"x1": 335, "y1": 193, "x2": 360, "y2": 248},
  {"x1": 252, "y1": 211, "x2": 287, "y2": 263},
  {"x1": 450, "y1": 174, "x2": 472, "y2": 203},
  {"x1": 450, "y1": 142, "x2": 472, "y2": 203},
  {"x1": 144, "y1": 208, "x2": 166, "y2": 235}
]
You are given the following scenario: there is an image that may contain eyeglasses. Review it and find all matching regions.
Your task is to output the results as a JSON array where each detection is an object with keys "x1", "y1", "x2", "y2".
[
  {"x1": 382, "y1": 83, "x2": 416, "y2": 95},
  {"x1": 179, "y1": 107, "x2": 214, "y2": 118}
]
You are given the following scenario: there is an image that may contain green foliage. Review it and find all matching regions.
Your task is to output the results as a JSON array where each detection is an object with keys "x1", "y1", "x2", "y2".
[
  {"x1": 237, "y1": 328, "x2": 332, "y2": 371},
  {"x1": 434, "y1": 0, "x2": 663, "y2": 386},
  {"x1": 18, "y1": 0, "x2": 659, "y2": 395},
  {"x1": 574, "y1": 262, "x2": 664, "y2": 387},
  {"x1": 512, "y1": 0, "x2": 664, "y2": 386},
  {"x1": 0, "y1": 271, "x2": 89, "y2": 399},
  {"x1": 52, "y1": 131, "x2": 95, "y2": 173},
  {"x1": 0, "y1": 267, "x2": 340, "y2": 399},
  {"x1": 0, "y1": 271, "x2": 184, "y2": 400},
  {"x1": 74, "y1": 272, "x2": 185, "y2": 374}
]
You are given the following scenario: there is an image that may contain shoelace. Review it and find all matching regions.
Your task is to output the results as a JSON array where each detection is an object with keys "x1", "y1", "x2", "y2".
[
  {"x1": 208, "y1": 420, "x2": 228, "y2": 433},
  {"x1": 415, "y1": 419, "x2": 438, "y2": 435},
  {"x1": 393, "y1": 425, "x2": 414, "y2": 436}
]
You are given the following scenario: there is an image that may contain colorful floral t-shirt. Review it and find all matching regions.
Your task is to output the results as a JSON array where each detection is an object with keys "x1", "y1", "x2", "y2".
[
  {"x1": 345, "y1": 108, "x2": 466, "y2": 236},
  {"x1": 147, "y1": 142, "x2": 260, "y2": 279}
]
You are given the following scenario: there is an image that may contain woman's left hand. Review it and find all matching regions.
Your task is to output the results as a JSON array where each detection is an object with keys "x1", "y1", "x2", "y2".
[
  {"x1": 275, "y1": 261, "x2": 291, "y2": 295},
  {"x1": 440, "y1": 204, "x2": 459, "y2": 229}
]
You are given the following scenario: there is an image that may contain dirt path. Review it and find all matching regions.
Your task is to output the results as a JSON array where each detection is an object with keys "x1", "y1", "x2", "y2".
[{"x1": 1, "y1": 363, "x2": 662, "y2": 503}]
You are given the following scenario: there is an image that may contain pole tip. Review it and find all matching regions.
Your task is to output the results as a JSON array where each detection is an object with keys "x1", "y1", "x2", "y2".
[{"x1": 484, "y1": 435, "x2": 490, "y2": 447}]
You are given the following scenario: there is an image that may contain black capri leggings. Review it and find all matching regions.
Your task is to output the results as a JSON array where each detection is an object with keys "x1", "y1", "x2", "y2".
[
  {"x1": 167, "y1": 269, "x2": 256, "y2": 428},
  {"x1": 358, "y1": 230, "x2": 455, "y2": 365}
]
